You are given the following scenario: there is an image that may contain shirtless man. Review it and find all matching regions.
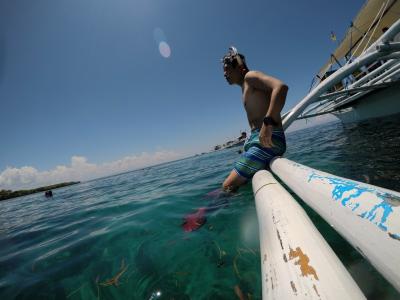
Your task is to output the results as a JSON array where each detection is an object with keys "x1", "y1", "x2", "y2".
[
  {"x1": 182, "y1": 47, "x2": 288, "y2": 232},
  {"x1": 221, "y1": 47, "x2": 288, "y2": 191}
]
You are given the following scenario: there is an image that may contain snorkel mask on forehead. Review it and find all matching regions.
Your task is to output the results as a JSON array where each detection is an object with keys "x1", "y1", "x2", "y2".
[{"x1": 221, "y1": 46, "x2": 244, "y2": 67}]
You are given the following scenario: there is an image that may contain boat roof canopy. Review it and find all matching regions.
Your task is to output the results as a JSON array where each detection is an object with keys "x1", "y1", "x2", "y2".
[{"x1": 318, "y1": 0, "x2": 400, "y2": 77}]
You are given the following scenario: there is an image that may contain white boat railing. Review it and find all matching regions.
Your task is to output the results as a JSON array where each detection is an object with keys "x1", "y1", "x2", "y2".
[
  {"x1": 367, "y1": 19, "x2": 400, "y2": 51},
  {"x1": 301, "y1": 78, "x2": 399, "y2": 119},
  {"x1": 349, "y1": 59, "x2": 399, "y2": 88},
  {"x1": 328, "y1": 72, "x2": 400, "y2": 112},
  {"x1": 283, "y1": 18, "x2": 400, "y2": 130},
  {"x1": 283, "y1": 51, "x2": 395, "y2": 129},
  {"x1": 315, "y1": 60, "x2": 400, "y2": 114}
]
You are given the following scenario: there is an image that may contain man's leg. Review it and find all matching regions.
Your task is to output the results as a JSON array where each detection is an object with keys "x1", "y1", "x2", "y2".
[
  {"x1": 223, "y1": 170, "x2": 248, "y2": 192},
  {"x1": 183, "y1": 170, "x2": 246, "y2": 232}
]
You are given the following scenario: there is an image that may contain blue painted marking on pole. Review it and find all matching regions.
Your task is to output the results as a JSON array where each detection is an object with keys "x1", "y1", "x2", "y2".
[
  {"x1": 389, "y1": 233, "x2": 400, "y2": 240},
  {"x1": 307, "y1": 172, "x2": 396, "y2": 233},
  {"x1": 351, "y1": 203, "x2": 360, "y2": 211},
  {"x1": 365, "y1": 200, "x2": 393, "y2": 231}
]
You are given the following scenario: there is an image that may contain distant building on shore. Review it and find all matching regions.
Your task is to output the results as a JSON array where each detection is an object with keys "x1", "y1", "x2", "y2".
[{"x1": 213, "y1": 131, "x2": 247, "y2": 151}]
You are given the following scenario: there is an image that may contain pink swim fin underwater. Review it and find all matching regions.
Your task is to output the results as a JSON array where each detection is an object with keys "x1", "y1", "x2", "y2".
[
  {"x1": 182, "y1": 207, "x2": 207, "y2": 232},
  {"x1": 182, "y1": 188, "x2": 231, "y2": 232}
]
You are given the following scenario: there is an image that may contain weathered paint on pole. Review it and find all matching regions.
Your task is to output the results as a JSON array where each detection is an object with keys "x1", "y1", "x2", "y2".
[
  {"x1": 252, "y1": 170, "x2": 365, "y2": 299},
  {"x1": 270, "y1": 158, "x2": 400, "y2": 292}
]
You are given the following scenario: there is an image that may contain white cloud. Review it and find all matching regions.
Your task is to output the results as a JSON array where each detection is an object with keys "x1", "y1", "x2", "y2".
[{"x1": 0, "y1": 150, "x2": 184, "y2": 191}]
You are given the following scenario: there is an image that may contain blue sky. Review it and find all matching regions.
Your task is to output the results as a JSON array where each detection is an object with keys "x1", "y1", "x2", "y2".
[{"x1": 0, "y1": 0, "x2": 364, "y2": 189}]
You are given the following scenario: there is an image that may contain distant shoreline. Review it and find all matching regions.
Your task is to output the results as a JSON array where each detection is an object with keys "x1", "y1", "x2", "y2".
[{"x1": 0, "y1": 181, "x2": 80, "y2": 201}]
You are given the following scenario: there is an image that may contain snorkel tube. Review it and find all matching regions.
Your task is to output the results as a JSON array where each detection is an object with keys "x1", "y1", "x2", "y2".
[
  {"x1": 222, "y1": 46, "x2": 247, "y2": 75},
  {"x1": 229, "y1": 46, "x2": 244, "y2": 66}
]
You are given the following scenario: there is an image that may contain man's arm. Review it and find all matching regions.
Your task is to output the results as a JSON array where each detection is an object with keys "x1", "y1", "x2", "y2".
[{"x1": 244, "y1": 71, "x2": 288, "y2": 122}]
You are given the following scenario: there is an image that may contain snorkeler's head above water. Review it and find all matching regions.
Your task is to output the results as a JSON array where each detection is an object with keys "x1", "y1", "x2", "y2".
[{"x1": 222, "y1": 46, "x2": 249, "y2": 85}]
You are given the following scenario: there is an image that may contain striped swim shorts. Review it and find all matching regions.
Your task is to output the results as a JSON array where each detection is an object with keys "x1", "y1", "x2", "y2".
[{"x1": 234, "y1": 128, "x2": 286, "y2": 179}]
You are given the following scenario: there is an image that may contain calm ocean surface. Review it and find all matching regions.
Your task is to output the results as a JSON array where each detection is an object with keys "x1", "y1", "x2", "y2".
[{"x1": 1, "y1": 115, "x2": 399, "y2": 300}]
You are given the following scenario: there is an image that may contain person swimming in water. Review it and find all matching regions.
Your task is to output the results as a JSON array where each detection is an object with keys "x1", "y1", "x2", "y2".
[{"x1": 221, "y1": 46, "x2": 287, "y2": 192}]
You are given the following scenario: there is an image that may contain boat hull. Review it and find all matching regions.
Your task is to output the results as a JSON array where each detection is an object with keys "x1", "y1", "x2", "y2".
[{"x1": 333, "y1": 82, "x2": 400, "y2": 123}]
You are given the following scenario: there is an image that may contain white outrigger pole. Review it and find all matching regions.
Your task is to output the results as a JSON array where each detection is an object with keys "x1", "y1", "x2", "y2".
[
  {"x1": 253, "y1": 171, "x2": 366, "y2": 299},
  {"x1": 252, "y1": 18, "x2": 400, "y2": 299}
]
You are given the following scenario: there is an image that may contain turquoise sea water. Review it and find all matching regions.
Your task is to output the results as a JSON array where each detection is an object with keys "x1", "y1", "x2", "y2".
[{"x1": 1, "y1": 115, "x2": 400, "y2": 300}]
